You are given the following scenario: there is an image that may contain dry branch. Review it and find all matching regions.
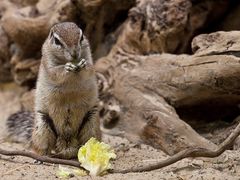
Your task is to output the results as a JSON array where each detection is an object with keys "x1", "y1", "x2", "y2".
[
  {"x1": 0, "y1": 148, "x2": 81, "y2": 168},
  {"x1": 0, "y1": 121, "x2": 240, "y2": 174}
]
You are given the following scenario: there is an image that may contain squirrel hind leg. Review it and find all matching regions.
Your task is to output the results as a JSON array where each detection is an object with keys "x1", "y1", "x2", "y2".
[
  {"x1": 6, "y1": 111, "x2": 34, "y2": 145},
  {"x1": 32, "y1": 111, "x2": 56, "y2": 156},
  {"x1": 78, "y1": 105, "x2": 101, "y2": 144}
]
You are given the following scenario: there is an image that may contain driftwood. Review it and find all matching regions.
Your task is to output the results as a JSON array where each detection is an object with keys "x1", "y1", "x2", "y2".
[
  {"x1": 96, "y1": 46, "x2": 240, "y2": 155},
  {"x1": 96, "y1": 15, "x2": 240, "y2": 155}
]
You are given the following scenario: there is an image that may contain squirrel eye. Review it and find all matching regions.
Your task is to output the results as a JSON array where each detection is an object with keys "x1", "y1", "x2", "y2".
[{"x1": 53, "y1": 36, "x2": 62, "y2": 47}]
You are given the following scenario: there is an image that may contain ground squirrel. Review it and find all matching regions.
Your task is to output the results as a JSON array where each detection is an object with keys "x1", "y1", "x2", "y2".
[{"x1": 6, "y1": 22, "x2": 101, "y2": 159}]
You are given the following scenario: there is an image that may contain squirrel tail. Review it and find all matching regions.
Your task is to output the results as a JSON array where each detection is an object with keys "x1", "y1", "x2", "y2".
[{"x1": 6, "y1": 111, "x2": 34, "y2": 145}]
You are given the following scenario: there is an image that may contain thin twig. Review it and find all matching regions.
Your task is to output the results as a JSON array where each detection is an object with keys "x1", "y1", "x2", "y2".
[
  {"x1": 0, "y1": 148, "x2": 81, "y2": 168},
  {"x1": 0, "y1": 122, "x2": 239, "y2": 174}
]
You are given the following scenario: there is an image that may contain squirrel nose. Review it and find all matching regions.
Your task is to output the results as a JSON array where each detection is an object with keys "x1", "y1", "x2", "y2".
[
  {"x1": 71, "y1": 50, "x2": 78, "y2": 60},
  {"x1": 71, "y1": 53, "x2": 77, "y2": 59}
]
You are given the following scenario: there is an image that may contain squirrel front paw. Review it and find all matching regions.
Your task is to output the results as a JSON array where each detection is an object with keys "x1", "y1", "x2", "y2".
[
  {"x1": 65, "y1": 62, "x2": 79, "y2": 72},
  {"x1": 77, "y1": 58, "x2": 87, "y2": 69},
  {"x1": 65, "y1": 59, "x2": 87, "y2": 72}
]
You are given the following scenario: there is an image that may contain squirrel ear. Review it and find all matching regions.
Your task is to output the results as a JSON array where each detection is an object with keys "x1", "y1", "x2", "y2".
[
  {"x1": 49, "y1": 30, "x2": 54, "y2": 39},
  {"x1": 80, "y1": 34, "x2": 84, "y2": 42},
  {"x1": 79, "y1": 28, "x2": 84, "y2": 43}
]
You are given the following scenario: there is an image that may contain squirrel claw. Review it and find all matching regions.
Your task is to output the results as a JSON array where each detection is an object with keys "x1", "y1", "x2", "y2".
[
  {"x1": 77, "y1": 58, "x2": 87, "y2": 69},
  {"x1": 65, "y1": 59, "x2": 87, "y2": 72},
  {"x1": 65, "y1": 62, "x2": 79, "y2": 72}
]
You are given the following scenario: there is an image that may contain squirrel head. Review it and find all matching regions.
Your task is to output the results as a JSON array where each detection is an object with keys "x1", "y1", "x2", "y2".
[{"x1": 43, "y1": 22, "x2": 88, "y2": 64}]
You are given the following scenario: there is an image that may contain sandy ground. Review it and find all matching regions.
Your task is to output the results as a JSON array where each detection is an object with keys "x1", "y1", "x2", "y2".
[{"x1": 0, "y1": 83, "x2": 240, "y2": 180}]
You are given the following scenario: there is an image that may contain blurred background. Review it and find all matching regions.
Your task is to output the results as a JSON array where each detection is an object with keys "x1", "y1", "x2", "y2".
[{"x1": 0, "y1": 0, "x2": 240, "y2": 86}]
